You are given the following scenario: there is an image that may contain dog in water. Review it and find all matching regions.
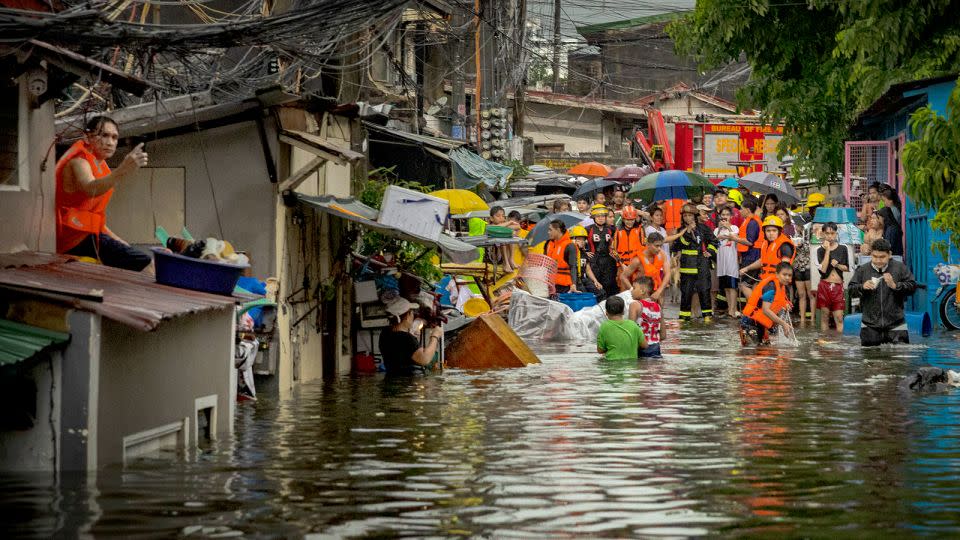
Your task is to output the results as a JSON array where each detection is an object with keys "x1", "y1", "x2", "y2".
[{"x1": 899, "y1": 366, "x2": 960, "y2": 393}]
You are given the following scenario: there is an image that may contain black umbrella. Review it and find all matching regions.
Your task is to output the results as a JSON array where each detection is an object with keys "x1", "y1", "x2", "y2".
[
  {"x1": 738, "y1": 172, "x2": 801, "y2": 205},
  {"x1": 527, "y1": 212, "x2": 590, "y2": 245},
  {"x1": 572, "y1": 178, "x2": 618, "y2": 200}
]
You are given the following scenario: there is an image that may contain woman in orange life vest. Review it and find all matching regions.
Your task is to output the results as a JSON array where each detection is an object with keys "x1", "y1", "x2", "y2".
[
  {"x1": 544, "y1": 219, "x2": 580, "y2": 294},
  {"x1": 739, "y1": 215, "x2": 795, "y2": 279},
  {"x1": 55, "y1": 116, "x2": 151, "y2": 271},
  {"x1": 636, "y1": 231, "x2": 671, "y2": 302},
  {"x1": 740, "y1": 262, "x2": 796, "y2": 346},
  {"x1": 616, "y1": 205, "x2": 646, "y2": 291}
]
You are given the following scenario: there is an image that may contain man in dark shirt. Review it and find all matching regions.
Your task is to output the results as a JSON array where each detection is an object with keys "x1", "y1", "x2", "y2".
[
  {"x1": 815, "y1": 222, "x2": 850, "y2": 332},
  {"x1": 848, "y1": 239, "x2": 918, "y2": 346},
  {"x1": 379, "y1": 298, "x2": 443, "y2": 375}
]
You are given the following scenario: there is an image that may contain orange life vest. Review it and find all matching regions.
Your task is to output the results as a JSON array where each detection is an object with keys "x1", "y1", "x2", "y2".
[
  {"x1": 760, "y1": 234, "x2": 796, "y2": 276},
  {"x1": 742, "y1": 275, "x2": 790, "y2": 329},
  {"x1": 639, "y1": 250, "x2": 665, "y2": 290},
  {"x1": 546, "y1": 233, "x2": 573, "y2": 287},
  {"x1": 736, "y1": 215, "x2": 763, "y2": 253},
  {"x1": 615, "y1": 225, "x2": 644, "y2": 266},
  {"x1": 55, "y1": 140, "x2": 113, "y2": 254}
]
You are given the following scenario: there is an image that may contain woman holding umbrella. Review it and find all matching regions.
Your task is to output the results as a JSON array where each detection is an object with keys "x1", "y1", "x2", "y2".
[{"x1": 673, "y1": 204, "x2": 718, "y2": 321}]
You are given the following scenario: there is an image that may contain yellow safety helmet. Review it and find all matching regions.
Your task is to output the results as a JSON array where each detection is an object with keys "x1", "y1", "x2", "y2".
[
  {"x1": 569, "y1": 225, "x2": 588, "y2": 238},
  {"x1": 589, "y1": 204, "x2": 610, "y2": 216},
  {"x1": 727, "y1": 189, "x2": 744, "y2": 206},
  {"x1": 762, "y1": 215, "x2": 784, "y2": 229},
  {"x1": 806, "y1": 192, "x2": 826, "y2": 208}
]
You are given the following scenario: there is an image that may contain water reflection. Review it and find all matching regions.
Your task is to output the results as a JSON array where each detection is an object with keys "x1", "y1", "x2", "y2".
[{"x1": 3, "y1": 323, "x2": 960, "y2": 536}]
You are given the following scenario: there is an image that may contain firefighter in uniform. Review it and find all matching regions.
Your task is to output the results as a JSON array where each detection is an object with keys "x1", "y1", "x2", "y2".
[
  {"x1": 584, "y1": 204, "x2": 619, "y2": 300},
  {"x1": 569, "y1": 225, "x2": 604, "y2": 300},
  {"x1": 672, "y1": 204, "x2": 718, "y2": 321}
]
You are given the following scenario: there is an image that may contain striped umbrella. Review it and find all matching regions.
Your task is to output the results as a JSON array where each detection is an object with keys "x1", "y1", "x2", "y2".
[{"x1": 627, "y1": 170, "x2": 716, "y2": 203}]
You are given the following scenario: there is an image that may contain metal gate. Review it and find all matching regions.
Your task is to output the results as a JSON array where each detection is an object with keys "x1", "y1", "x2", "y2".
[{"x1": 843, "y1": 141, "x2": 892, "y2": 212}]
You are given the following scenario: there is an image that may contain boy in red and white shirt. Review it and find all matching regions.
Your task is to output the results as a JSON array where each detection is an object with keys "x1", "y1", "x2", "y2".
[{"x1": 629, "y1": 276, "x2": 663, "y2": 358}]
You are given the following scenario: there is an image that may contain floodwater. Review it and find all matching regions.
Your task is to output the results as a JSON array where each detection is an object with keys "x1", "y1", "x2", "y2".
[{"x1": 6, "y1": 320, "x2": 960, "y2": 538}]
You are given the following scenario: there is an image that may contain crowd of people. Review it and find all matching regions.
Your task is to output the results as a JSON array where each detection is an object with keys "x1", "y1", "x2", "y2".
[{"x1": 534, "y1": 182, "x2": 918, "y2": 357}]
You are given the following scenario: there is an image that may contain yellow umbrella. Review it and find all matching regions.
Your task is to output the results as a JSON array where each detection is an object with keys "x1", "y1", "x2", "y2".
[{"x1": 429, "y1": 189, "x2": 489, "y2": 215}]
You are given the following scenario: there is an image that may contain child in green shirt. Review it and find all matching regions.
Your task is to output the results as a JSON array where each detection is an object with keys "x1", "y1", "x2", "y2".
[{"x1": 597, "y1": 295, "x2": 647, "y2": 360}]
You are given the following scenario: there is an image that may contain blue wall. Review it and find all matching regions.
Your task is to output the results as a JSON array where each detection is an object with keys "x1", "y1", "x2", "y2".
[{"x1": 901, "y1": 81, "x2": 959, "y2": 321}]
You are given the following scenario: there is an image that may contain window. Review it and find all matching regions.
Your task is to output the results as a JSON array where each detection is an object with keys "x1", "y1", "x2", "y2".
[{"x1": 0, "y1": 83, "x2": 20, "y2": 189}]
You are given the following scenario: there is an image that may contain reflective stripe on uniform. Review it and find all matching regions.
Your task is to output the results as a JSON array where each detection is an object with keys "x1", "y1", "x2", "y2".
[{"x1": 679, "y1": 268, "x2": 698, "y2": 274}]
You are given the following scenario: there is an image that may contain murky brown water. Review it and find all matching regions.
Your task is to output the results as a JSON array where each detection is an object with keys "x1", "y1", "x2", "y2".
[{"x1": 5, "y1": 320, "x2": 960, "y2": 538}]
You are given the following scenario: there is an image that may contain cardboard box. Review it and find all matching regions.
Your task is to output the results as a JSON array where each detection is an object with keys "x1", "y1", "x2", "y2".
[{"x1": 377, "y1": 185, "x2": 449, "y2": 241}]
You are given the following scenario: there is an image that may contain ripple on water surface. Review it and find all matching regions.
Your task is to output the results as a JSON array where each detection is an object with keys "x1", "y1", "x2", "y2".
[{"x1": 4, "y1": 323, "x2": 960, "y2": 537}]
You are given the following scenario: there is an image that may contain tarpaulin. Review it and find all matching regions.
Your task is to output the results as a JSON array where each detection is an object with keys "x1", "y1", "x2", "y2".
[{"x1": 450, "y1": 148, "x2": 514, "y2": 189}]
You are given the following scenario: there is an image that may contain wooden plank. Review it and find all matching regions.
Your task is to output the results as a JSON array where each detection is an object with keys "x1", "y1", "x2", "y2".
[
  {"x1": 280, "y1": 133, "x2": 346, "y2": 167},
  {"x1": 277, "y1": 156, "x2": 326, "y2": 193},
  {"x1": 280, "y1": 130, "x2": 365, "y2": 164}
]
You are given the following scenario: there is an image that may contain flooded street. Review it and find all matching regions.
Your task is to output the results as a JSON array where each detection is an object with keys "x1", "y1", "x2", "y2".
[{"x1": 7, "y1": 321, "x2": 960, "y2": 538}]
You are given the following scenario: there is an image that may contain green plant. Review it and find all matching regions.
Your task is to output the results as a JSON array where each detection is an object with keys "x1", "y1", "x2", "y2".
[
  {"x1": 903, "y1": 80, "x2": 960, "y2": 258},
  {"x1": 356, "y1": 170, "x2": 443, "y2": 283}
]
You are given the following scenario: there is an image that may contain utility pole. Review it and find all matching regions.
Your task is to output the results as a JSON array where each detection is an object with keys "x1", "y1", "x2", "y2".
[
  {"x1": 449, "y1": 2, "x2": 469, "y2": 139},
  {"x1": 551, "y1": 0, "x2": 561, "y2": 92},
  {"x1": 513, "y1": 0, "x2": 527, "y2": 137}
]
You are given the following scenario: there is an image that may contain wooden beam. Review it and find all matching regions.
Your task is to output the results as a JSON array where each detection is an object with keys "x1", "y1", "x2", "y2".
[
  {"x1": 280, "y1": 129, "x2": 365, "y2": 165},
  {"x1": 277, "y1": 156, "x2": 326, "y2": 193},
  {"x1": 280, "y1": 134, "x2": 347, "y2": 167}
]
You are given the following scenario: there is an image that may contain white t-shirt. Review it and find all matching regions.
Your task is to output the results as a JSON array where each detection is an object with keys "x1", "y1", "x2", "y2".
[
  {"x1": 713, "y1": 224, "x2": 740, "y2": 278},
  {"x1": 645, "y1": 224, "x2": 670, "y2": 262}
]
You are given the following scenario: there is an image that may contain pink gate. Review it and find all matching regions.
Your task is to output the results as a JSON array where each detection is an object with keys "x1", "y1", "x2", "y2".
[{"x1": 843, "y1": 141, "x2": 892, "y2": 212}]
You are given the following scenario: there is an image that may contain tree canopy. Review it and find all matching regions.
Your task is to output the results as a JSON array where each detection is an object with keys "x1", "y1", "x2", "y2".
[{"x1": 669, "y1": 0, "x2": 960, "y2": 183}]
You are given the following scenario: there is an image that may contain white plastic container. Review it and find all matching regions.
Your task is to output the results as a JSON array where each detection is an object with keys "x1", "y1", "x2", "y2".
[{"x1": 377, "y1": 185, "x2": 449, "y2": 241}]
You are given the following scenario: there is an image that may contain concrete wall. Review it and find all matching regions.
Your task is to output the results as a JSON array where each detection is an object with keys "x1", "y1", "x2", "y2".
[
  {"x1": 97, "y1": 309, "x2": 234, "y2": 467},
  {"x1": 0, "y1": 79, "x2": 56, "y2": 253},
  {"x1": 273, "y1": 113, "x2": 356, "y2": 395},
  {"x1": 0, "y1": 351, "x2": 61, "y2": 473},
  {"x1": 523, "y1": 103, "x2": 604, "y2": 155},
  {"x1": 108, "y1": 120, "x2": 278, "y2": 276}
]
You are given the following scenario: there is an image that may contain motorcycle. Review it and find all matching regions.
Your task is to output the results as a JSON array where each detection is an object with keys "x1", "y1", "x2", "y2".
[{"x1": 933, "y1": 263, "x2": 960, "y2": 330}]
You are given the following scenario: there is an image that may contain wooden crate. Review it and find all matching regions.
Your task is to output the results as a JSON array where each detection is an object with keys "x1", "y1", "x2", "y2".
[{"x1": 444, "y1": 313, "x2": 540, "y2": 369}]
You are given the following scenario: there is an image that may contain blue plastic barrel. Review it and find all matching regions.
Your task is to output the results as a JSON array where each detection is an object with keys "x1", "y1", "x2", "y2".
[
  {"x1": 843, "y1": 311, "x2": 932, "y2": 337},
  {"x1": 557, "y1": 292, "x2": 598, "y2": 312}
]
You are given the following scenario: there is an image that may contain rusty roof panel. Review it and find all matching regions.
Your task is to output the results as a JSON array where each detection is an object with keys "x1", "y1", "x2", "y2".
[{"x1": 0, "y1": 252, "x2": 238, "y2": 332}]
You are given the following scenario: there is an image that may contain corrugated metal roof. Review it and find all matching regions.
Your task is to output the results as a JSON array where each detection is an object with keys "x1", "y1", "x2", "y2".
[
  {"x1": 0, "y1": 319, "x2": 70, "y2": 366},
  {"x1": 363, "y1": 121, "x2": 466, "y2": 151},
  {"x1": 0, "y1": 252, "x2": 238, "y2": 332}
]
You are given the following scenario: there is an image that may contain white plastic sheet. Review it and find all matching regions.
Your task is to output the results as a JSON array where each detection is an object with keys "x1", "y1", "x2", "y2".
[{"x1": 508, "y1": 289, "x2": 637, "y2": 344}]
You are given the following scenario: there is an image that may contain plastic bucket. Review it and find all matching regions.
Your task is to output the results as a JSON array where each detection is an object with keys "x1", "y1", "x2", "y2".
[
  {"x1": 152, "y1": 247, "x2": 247, "y2": 296},
  {"x1": 843, "y1": 311, "x2": 932, "y2": 337},
  {"x1": 463, "y1": 297, "x2": 491, "y2": 317},
  {"x1": 557, "y1": 292, "x2": 598, "y2": 312}
]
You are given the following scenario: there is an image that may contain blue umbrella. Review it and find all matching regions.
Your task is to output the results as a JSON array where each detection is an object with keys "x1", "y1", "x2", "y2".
[
  {"x1": 527, "y1": 212, "x2": 589, "y2": 246},
  {"x1": 626, "y1": 170, "x2": 715, "y2": 203},
  {"x1": 572, "y1": 178, "x2": 618, "y2": 200},
  {"x1": 718, "y1": 177, "x2": 739, "y2": 189}
]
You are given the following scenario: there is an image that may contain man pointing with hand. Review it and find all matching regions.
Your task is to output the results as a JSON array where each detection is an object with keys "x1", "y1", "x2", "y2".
[{"x1": 55, "y1": 116, "x2": 151, "y2": 271}]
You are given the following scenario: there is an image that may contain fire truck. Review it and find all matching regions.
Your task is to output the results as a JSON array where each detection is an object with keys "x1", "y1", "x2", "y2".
[{"x1": 633, "y1": 111, "x2": 786, "y2": 179}]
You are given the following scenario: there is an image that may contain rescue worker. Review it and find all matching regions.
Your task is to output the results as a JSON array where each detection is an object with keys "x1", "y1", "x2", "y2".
[
  {"x1": 732, "y1": 200, "x2": 763, "y2": 297},
  {"x1": 637, "y1": 232, "x2": 670, "y2": 302},
  {"x1": 56, "y1": 116, "x2": 151, "y2": 271},
  {"x1": 544, "y1": 219, "x2": 579, "y2": 294},
  {"x1": 740, "y1": 262, "x2": 795, "y2": 346},
  {"x1": 740, "y1": 215, "x2": 795, "y2": 279},
  {"x1": 615, "y1": 204, "x2": 646, "y2": 291},
  {"x1": 672, "y1": 204, "x2": 717, "y2": 321},
  {"x1": 569, "y1": 225, "x2": 604, "y2": 299},
  {"x1": 584, "y1": 204, "x2": 619, "y2": 299}
]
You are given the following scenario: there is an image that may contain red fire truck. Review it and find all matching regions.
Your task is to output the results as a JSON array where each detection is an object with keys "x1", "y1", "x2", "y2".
[{"x1": 673, "y1": 122, "x2": 785, "y2": 178}]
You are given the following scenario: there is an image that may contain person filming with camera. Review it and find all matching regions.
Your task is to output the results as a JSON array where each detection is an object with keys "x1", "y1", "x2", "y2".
[{"x1": 379, "y1": 298, "x2": 443, "y2": 375}]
